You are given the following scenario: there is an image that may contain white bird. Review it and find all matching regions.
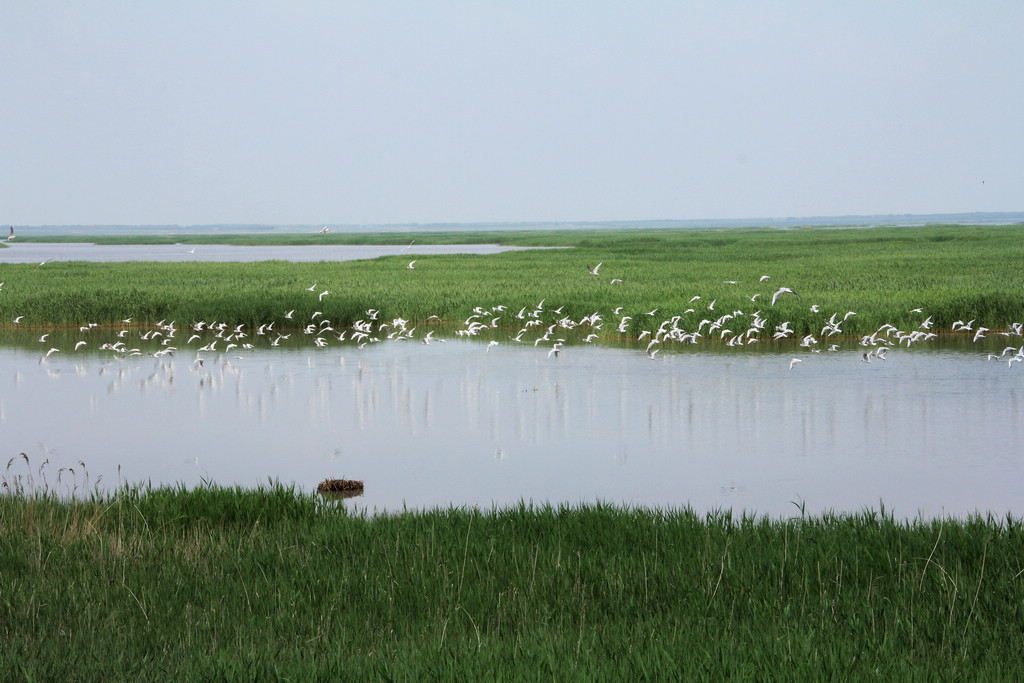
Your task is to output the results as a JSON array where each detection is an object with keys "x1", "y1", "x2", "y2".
[
  {"x1": 306, "y1": 283, "x2": 317, "y2": 291},
  {"x1": 45, "y1": 348, "x2": 59, "y2": 357},
  {"x1": 789, "y1": 358, "x2": 801, "y2": 370},
  {"x1": 407, "y1": 260, "x2": 416, "y2": 269},
  {"x1": 13, "y1": 315, "x2": 24, "y2": 323},
  {"x1": 319, "y1": 226, "x2": 330, "y2": 234},
  {"x1": 486, "y1": 341, "x2": 498, "y2": 352},
  {"x1": 760, "y1": 275, "x2": 771, "y2": 281},
  {"x1": 586, "y1": 262, "x2": 602, "y2": 275},
  {"x1": 771, "y1": 287, "x2": 800, "y2": 306},
  {"x1": 74, "y1": 341, "x2": 87, "y2": 350},
  {"x1": 285, "y1": 309, "x2": 294, "y2": 319},
  {"x1": 38, "y1": 334, "x2": 49, "y2": 343},
  {"x1": 319, "y1": 290, "x2": 330, "y2": 301},
  {"x1": 610, "y1": 278, "x2": 623, "y2": 284}
]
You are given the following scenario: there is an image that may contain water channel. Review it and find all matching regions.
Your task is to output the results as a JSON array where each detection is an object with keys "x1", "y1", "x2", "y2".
[
  {"x1": 3, "y1": 333, "x2": 1021, "y2": 520},
  {"x1": 0, "y1": 242, "x2": 543, "y2": 264}
]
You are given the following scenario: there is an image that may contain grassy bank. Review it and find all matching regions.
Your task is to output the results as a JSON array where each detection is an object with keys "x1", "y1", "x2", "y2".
[
  {"x1": 2, "y1": 480, "x2": 1022, "y2": 679},
  {"x1": 2, "y1": 224, "x2": 1024, "y2": 337}
]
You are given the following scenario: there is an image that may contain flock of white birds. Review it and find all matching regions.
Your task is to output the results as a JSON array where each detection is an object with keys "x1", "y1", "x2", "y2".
[{"x1": 8, "y1": 265, "x2": 1023, "y2": 370}]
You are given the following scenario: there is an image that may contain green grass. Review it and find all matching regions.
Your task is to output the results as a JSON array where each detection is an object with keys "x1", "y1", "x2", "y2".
[
  {"x1": 2, "y1": 473, "x2": 1023, "y2": 679},
  {"x1": 3, "y1": 224, "x2": 1024, "y2": 339}
]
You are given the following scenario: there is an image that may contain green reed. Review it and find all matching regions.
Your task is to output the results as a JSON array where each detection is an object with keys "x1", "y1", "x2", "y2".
[
  {"x1": 2, "y1": 224, "x2": 1024, "y2": 338},
  {"x1": 3, "y1": 463, "x2": 1024, "y2": 679}
]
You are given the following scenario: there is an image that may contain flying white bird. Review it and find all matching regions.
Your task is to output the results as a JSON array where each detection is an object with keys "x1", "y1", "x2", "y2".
[
  {"x1": 407, "y1": 261, "x2": 416, "y2": 270},
  {"x1": 771, "y1": 287, "x2": 800, "y2": 306},
  {"x1": 587, "y1": 262, "x2": 602, "y2": 275}
]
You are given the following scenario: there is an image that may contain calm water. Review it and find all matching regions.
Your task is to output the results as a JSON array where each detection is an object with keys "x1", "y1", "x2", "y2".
[
  {"x1": 0, "y1": 242, "x2": 545, "y2": 263},
  {"x1": 3, "y1": 335, "x2": 1021, "y2": 519}
]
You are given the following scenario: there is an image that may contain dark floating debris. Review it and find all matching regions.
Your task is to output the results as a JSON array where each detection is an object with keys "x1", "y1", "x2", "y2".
[{"x1": 317, "y1": 479, "x2": 364, "y2": 497}]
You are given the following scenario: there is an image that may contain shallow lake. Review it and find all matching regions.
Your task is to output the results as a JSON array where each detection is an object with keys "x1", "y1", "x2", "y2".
[
  {"x1": 3, "y1": 331, "x2": 1021, "y2": 520},
  {"x1": 0, "y1": 242, "x2": 545, "y2": 263}
]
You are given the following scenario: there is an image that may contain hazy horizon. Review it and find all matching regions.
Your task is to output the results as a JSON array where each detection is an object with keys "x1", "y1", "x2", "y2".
[{"x1": 3, "y1": 3, "x2": 1022, "y2": 226}]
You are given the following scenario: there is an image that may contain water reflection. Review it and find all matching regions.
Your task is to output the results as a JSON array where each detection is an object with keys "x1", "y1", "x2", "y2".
[{"x1": 2, "y1": 337, "x2": 1022, "y2": 519}]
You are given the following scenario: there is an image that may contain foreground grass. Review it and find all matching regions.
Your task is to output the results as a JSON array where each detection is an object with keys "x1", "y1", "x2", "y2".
[
  {"x1": 2, "y1": 483, "x2": 1023, "y2": 679},
  {"x1": 2, "y1": 224, "x2": 1024, "y2": 336}
]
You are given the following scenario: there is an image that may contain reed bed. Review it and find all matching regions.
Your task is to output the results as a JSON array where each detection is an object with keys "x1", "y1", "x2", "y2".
[
  {"x1": 3, "y1": 457, "x2": 1024, "y2": 679},
  {"x1": 2, "y1": 224, "x2": 1024, "y2": 338}
]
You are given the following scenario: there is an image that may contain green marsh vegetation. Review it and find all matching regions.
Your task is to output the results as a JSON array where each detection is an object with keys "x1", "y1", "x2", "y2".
[
  {"x1": 2, "y1": 224, "x2": 1024, "y2": 338},
  {"x1": 3, "y1": 458, "x2": 1024, "y2": 679}
]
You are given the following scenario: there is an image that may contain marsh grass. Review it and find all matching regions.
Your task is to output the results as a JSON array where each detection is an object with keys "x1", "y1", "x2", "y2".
[
  {"x1": 2, "y1": 225, "x2": 1024, "y2": 338},
  {"x1": 3, "y1": 457, "x2": 1023, "y2": 679}
]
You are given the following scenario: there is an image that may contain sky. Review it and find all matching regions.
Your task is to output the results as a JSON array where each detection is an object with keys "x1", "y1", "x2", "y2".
[{"x1": 2, "y1": 2, "x2": 1022, "y2": 226}]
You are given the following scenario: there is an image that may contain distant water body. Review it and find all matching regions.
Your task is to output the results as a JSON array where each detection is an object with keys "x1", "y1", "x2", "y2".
[
  {"x1": 0, "y1": 242, "x2": 546, "y2": 264},
  {"x1": 8, "y1": 211, "x2": 1024, "y2": 236}
]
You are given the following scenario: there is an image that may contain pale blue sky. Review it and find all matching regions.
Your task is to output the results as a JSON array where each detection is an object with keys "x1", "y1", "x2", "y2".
[{"x1": 2, "y1": 2, "x2": 1021, "y2": 226}]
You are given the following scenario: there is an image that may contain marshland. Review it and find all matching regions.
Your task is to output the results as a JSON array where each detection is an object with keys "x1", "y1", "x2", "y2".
[{"x1": 4, "y1": 223, "x2": 1024, "y2": 678}]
